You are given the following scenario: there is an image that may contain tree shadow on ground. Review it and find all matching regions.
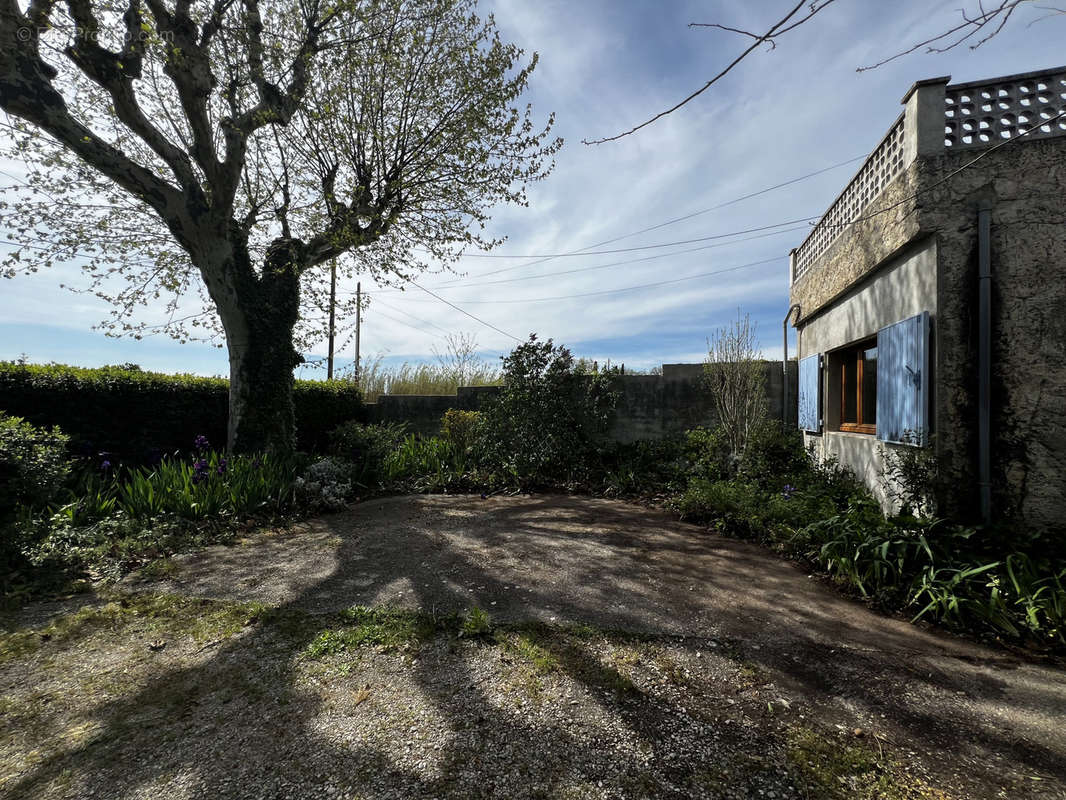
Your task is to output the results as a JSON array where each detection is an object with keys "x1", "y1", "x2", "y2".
[{"x1": 5, "y1": 494, "x2": 1066, "y2": 799}]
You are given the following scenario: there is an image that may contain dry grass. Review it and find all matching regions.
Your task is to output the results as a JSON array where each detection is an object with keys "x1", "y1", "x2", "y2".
[{"x1": 356, "y1": 356, "x2": 501, "y2": 402}]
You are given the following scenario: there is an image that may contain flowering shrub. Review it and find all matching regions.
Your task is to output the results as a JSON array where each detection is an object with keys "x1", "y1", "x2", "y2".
[{"x1": 296, "y1": 457, "x2": 355, "y2": 512}]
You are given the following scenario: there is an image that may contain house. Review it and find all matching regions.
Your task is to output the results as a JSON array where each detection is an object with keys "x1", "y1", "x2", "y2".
[{"x1": 789, "y1": 66, "x2": 1066, "y2": 528}]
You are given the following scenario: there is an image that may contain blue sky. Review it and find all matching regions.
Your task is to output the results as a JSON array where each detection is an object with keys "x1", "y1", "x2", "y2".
[{"x1": 2, "y1": 0, "x2": 1064, "y2": 378}]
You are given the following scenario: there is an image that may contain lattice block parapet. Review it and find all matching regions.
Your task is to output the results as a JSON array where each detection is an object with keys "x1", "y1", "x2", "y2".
[
  {"x1": 793, "y1": 117, "x2": 906, "y2": 279},
  {"x1": 945, "y1": 70, "x2": 1066, "y2": 148}
]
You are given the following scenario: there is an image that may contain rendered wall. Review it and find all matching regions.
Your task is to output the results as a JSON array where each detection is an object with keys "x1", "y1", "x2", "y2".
[
  {"x1": 797, "y1": 240, "x2": 938, "y2": 511},
  {"x1": 918, "y1": 137, "x2": 1066, "y2": 526}
]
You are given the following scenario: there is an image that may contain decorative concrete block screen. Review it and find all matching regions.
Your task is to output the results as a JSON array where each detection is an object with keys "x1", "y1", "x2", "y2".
[
  {"x1": 792, "y1": 115, "x2": 905, "y2": 280},
  {"x1": 945, "y1": 68, "x2": 1066, "y2": 149}
]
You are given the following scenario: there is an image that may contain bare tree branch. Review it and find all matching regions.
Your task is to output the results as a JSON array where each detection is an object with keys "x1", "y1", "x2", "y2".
[
  {"x1": 588, "y1": 0, "x2": 1062, "y2": 144},
  {"x1": 584, "y1": 0, "x2": 838, "y2": 145},
  {"x1": 857, "y1": 0, "x2": 1057, "y2": 71}
]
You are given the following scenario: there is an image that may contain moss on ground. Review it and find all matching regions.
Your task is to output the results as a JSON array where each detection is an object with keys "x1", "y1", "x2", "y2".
[
  {"x1": 786, "y1": 726, "x2": 952, "y2": 800},
  {"x1": 0, "y1": 593, "x2": 271, "y2": 666}
]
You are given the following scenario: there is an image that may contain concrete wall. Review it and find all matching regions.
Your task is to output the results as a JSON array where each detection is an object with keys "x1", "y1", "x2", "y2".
[{"x1": 365, "y1": 361, "x2": 798, "y2": 444}]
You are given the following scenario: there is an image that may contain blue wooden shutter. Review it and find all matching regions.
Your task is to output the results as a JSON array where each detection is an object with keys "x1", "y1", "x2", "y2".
[
  {"x1": 876, "y1": 311, "x2": 930, "y2": 445},
  {"x1": 797, "y1": 354, "x2": 821, "y2": 433}
]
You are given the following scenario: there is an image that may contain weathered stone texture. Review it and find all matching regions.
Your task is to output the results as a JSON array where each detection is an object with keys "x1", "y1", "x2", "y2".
[
  {"x1": 919, "y1": 138, "x2": 1066, "y2": 527},
  {"x1": 790, "y1": 163, "x2": 923, "y2": 324}
]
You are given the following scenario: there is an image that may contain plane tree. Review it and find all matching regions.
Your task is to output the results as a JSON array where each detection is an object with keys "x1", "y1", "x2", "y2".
[{"x1": 0, "y1": 0, "x2": 560, "y2": 452}]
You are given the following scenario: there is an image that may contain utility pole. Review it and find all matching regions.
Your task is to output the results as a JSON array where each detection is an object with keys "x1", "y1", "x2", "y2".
[
  {"x1": 326, "y1": 259, "x2": 337, "y2": 380},
  {"x1": 354, "y1": 281, "x2": 361, "y2": 383}
]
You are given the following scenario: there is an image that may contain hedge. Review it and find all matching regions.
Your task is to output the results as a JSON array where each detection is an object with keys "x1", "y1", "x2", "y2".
[{"x1": 0, "y1": 361, "x2": 365, "y2": 461}]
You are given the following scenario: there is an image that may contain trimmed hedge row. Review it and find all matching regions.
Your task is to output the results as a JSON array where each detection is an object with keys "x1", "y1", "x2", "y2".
[{"x1": 0, "y1": 362, "x2": 365, "y2": 461}]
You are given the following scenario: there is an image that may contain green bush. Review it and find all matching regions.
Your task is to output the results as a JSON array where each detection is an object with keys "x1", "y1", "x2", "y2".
[
  {"x1": 0, "y1": 361, "x2": 364, "y2": 461},
  {"x1": 329, "y1": 421, "x2": 408, "y2": 489},
  {"x1": 440, "y1": 409, "x2": 481, "y2": 454},
  {"x1": 598, "y1": 436, "x2": 690, "y2": 498},
  {"x1": 737, "y1": 422, "x2": 810, "y2": 488},
  {"x1": 672, "y1": 478, "x2": 768, "y2": 537},
  {"x1": 0, "y1": 413, "x2": 70, "y2": 516},
  {"x1": 477, "y1": 335, "x2": 618, "y2": 487}
]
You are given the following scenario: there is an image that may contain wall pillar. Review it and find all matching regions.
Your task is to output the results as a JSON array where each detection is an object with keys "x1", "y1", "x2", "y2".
[{"x1": 901, "y1": 76, "x2": 951, "y2": 166}]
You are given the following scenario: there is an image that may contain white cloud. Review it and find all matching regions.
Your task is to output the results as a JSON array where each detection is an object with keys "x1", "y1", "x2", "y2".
[{"x1": 3, "y1": 0, "x2": 1065, "y2": 373}]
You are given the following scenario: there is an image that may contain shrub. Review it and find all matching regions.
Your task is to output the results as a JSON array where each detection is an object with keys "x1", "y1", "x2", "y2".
[
  {"x1": 329, "y1": 421, "x2": 408, "y2": 489},
  {"x1": 0, "y1": 413, "x2": 70, "y2": 516},
  {"x1": 440, "y1": 409, "x2": 481, "y2": 453},
  {"x1": 0, "y1": 361, "x2": 364, "y2": 461},
  {"x1": 478, "y1": 335, "x2": 618, "y2": 487},
  {"x1": 738, "y1": 421, "x2": 809, "y2": 489},
  {"x1": 703, "y1": 312, "x2": 767, "y2": 462},
  {"x1": 296, "y1": 457, "x2": 355, "y2": 512},
  {"x1": 599, "y1": 437, "x2": 690, "y2": 498},
  {"x1": 880, "y1": 433, "x2": 940, "y2": 517},
  {"x1": 672, "y1": 478, "x2": 767, "y2": 537},
  {"x1": 682, "y1": 427, "x2": 731, "y2": 481}
]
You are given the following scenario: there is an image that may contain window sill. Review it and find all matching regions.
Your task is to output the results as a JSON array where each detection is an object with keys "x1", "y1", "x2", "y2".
[{"x1": 838, "y1": 424, "x2": 876, "y2": 435}]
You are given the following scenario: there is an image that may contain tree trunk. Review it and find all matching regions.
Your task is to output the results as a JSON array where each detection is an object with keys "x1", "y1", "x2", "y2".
[{"x1": 214, "y1": 240, "x2": 304, "y2": 455}]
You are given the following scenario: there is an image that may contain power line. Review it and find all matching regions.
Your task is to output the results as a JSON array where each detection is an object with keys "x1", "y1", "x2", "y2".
[
  {"x1": 370, "y1": 306, "x2": 449, "y2": 339},
  {"x1": 408, "y1": 280, "x2": 521, "y2": 341},
  {"x1": 399, "y1": 255, "x2": 785, "y2": 305},
  {"x1": 457, "y1": 153, "x2": 864, "y2": 278},
  {"x1": 357, "y1": 225, "x2": 805, "y2": 297},
  {"x1": 368, "y1": 294, "x2": 454, "y2": 336},
  {"x1": 451, "y1": 217, "x2": 819, "y2": 259},
  {"x1": 425, "y1": 225, "x2": 808, "y2": 289}
]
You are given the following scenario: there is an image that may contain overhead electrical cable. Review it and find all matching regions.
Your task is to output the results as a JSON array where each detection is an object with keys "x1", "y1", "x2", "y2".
[
  {"x1": 367, "y1": 294, "x2": 454, "y2": 336},
  {"x1": 357, "y1": 224, "x2": 808, "y2": 298},
  {"x1": 408, "y1": 280, "x2": 521, "y2": 342},
  {"x1": 453, "y1": 153, "x2": 865, "y2": 279},
  {"x1": 448, "y1": 217, "x2": 820, "y2": 259},
  {"x1": 398, "y1": 255, "x2": 785, "y2": 305}
]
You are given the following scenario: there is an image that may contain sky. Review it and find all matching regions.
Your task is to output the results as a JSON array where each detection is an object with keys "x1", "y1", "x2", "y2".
[{"x1": 1, "y1": 0, "x2": 1064, "y2": 379}]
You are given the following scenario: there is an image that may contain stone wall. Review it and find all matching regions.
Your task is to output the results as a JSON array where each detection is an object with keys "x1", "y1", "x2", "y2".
[
  {"x1": 365, "y1": 361, "x2": 798, "y2": 444},
  {"x1": 920, "y1": 137, "x2": 1066, "y2": 527}
]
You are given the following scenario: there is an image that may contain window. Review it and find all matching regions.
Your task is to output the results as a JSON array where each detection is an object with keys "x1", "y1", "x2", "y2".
[{"x1": 839, "y1": 339, "x2": 877, "y2": 434}]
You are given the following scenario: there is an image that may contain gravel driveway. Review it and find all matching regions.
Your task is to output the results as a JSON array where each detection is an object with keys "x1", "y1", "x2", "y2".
[{"x1": 2, "y1": 494, "x2": 1064, "y2": 799}]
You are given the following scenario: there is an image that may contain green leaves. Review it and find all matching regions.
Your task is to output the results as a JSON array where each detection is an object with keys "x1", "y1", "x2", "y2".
[{"x1": 476, "y1": 336, "x2": 619, "y2": 488}]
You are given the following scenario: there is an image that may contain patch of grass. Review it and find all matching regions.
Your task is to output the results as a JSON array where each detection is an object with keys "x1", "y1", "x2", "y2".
[
  {"x1": 460, "y1": 606, "x2": 493, "y2": 638},
  {"x1": 304, "y1": 606, "x2": 454, "y2": 657},
  {"x1": 136, "y1": 557, "x2": 178, "y2": 581},
  {"x1": 0, "y1": 592, "x2": 268, "y2": 665},
  {"x1": 786, "y1": 726, "x2": 952, "y2": 800},
  {"x1": 495, "y1": 629, "x2": 560, "y2": 674}
]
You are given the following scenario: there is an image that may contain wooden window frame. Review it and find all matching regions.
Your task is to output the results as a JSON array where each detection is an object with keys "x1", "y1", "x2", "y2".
[{"x1": 839, "y1": 339, "x2": 876, "y2": 435}]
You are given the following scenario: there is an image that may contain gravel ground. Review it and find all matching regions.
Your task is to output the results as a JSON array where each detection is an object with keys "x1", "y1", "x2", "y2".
[{"x1": 1, "y1": 493, "x2": 1064, "y2": 799}]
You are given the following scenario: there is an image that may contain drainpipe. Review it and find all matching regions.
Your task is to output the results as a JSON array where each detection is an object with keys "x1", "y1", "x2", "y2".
[
  {"x1": 977, "y1": 208, "x2": 992, "y2": 524},
  {"x1": 783, "y1": 304, "x2": 801, "y2": 427}
]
